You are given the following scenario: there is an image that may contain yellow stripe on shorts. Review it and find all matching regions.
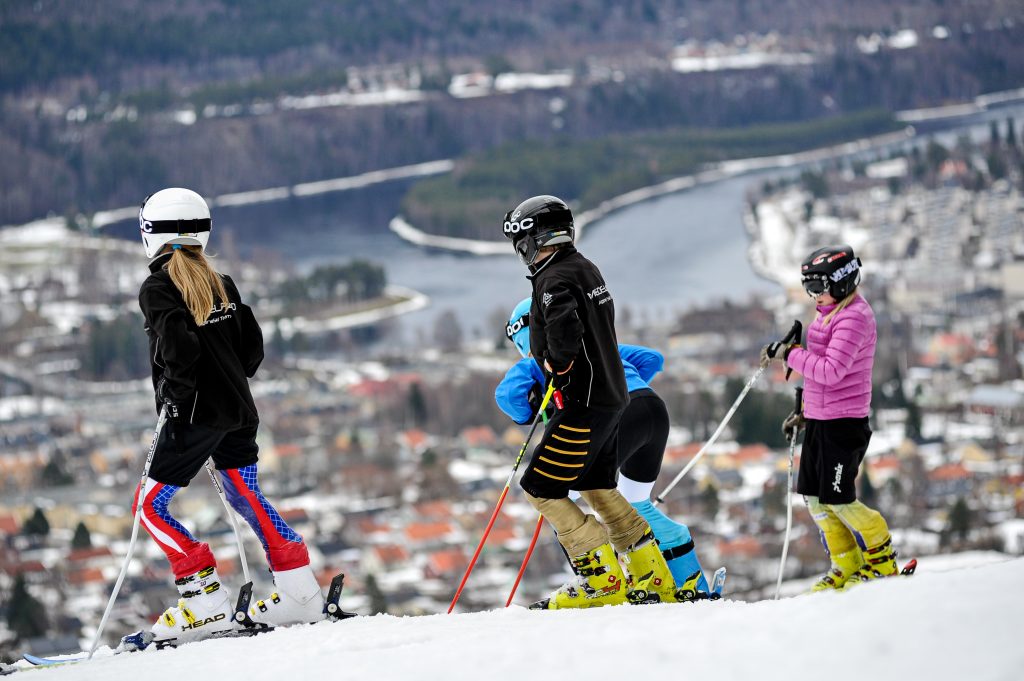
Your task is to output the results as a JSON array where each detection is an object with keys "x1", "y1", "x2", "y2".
[
  {"x1": 558, "y1": 424, "x2": 591, "y2": 433},
  {"x1": 535, "y1": 469, "x2": 578, "y2": 482},
  {"x1": 553, "y1": 434, "x2": 590, "y2": 444},
  {"x1": 544, "y1": 445, "x2": 588, "y2": 456},
  {"x1": 538, "y1": 456, "x2": 584, "y2": 468}
]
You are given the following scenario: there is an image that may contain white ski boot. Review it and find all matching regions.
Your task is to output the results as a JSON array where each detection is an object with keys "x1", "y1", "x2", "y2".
[
  {"x1": 151, "y1": 566, "x2": 236, "y2": 644},
  {"x1": 247, "y1": 565, "x2": 326, "y2": 628}
]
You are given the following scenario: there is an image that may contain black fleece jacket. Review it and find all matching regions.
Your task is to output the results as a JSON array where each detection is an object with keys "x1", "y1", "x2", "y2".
[
  {"x1": 527, "y1": 246, "x2": 628, "y2": 412},
  {"x1": 139, "y1": 253, "x2": 263, "y2": 429}
]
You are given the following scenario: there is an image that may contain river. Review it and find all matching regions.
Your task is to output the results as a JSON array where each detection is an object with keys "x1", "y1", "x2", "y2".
[{"x1": 104, "y1": 100, "x2": 1024, "y2": 348}]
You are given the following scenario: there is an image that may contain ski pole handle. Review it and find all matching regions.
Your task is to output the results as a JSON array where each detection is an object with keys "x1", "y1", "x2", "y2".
[
  {"x1": 780, "y1": 319, "x2": 802, "y2": 382},
  {"x1": 506, "y1": 382, "x2": 556, "y2": 485}
]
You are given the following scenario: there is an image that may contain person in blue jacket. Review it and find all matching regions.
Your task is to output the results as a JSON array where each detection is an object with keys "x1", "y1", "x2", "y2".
[{"x1": 496, "y1": 298, "x2": 712, "y2": 598}]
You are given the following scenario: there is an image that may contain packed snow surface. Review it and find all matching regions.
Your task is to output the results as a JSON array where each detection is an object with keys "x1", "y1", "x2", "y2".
[{"x1": 19, "y1": 553, "x2": 1023, "y2": 681}]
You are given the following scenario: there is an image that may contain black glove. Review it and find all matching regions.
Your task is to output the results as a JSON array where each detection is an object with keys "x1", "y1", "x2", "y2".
[
  {"x1": 782, "y1": 411, "x2": 805, "y2": 441},
  {"x1": 156, "y1": 376, "x2": 182, "y2": 421},
  {"x1": 760, "y1": 341, "x2": 798, "y2": 368},
  {"x1": 544, "y1": 358, "x2": 574, "y2": 392},
  {"x1": 527, "y1": 383, "x2": 544, "y2": 416}
]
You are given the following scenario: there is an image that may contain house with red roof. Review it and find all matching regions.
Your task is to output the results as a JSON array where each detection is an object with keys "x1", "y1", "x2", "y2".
[
  {"x1": 404, "y1": 521, "x2": 455, "y2": 548},
  {"x1": 0, "y1": 513, "x2": 19, "y2": 537},
  {"x1": 361, "y1": 544, "x2": 410, "y2": 576},
  {"x1": 929, "y1": 462, "x2": 973, "y2": 500},
  {"x1": 424, "y1": 548, "x2": 467, "y2": 580},
  {"x1": 461, "y1": 426, "x2": 498, "y2": 449},
  {"x1": 413, "y1": 500, "x2": 453, "y2": 521}
]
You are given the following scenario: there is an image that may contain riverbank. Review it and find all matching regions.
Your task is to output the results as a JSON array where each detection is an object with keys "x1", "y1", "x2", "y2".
[
  {"x1": 389, "y1": 126, "x2": 914, "y2": 256},
  {"x1": 269, "y1": 285, "x2": 430, "y2": 338}
]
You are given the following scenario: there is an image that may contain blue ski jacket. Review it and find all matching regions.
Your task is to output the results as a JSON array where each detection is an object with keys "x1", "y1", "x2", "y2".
[{"x1": 495, "y1": 344, "x2": 664, "y2": 425}]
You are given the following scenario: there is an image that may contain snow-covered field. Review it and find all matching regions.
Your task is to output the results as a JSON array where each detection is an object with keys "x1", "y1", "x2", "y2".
[{"x1": 16, "y1": 553, "x2": 1022, "y2": 681}]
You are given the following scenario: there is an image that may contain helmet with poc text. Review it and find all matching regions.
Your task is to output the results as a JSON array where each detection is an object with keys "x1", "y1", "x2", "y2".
[
  {"x1": 800, "y1": 244, "x2": 862, "y2": 300},
  {"x1": 139, "y1": 188, "x2": 212, "y2": 259},
  {"x1": 502, "y1": 195, "x2": 574, "y2": 267},
  {"x1": 505, "y1": 297, "x2": 532, "y2": 358}
]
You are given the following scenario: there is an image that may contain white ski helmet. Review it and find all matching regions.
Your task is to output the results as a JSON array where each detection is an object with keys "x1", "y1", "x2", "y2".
[{"x1": 139, "y1": 187, "x2": 212, "y2": 259}]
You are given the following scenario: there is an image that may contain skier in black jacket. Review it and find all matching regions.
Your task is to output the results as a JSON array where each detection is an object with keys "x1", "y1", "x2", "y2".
[
  {"x1": 134, "y1": 187, "x2": 324, "y2": 646},
  {"x1": 502, "y1": 195, "x2": 680, "y2": 609}
]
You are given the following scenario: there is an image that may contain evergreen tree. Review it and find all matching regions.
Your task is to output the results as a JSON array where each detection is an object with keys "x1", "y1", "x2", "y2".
[
  {"x1": 948, "y1": 496, "x2": 972, "y2": 542},
  {"x1": 702, "y1": 482, "x2": 720, "y2": 520},
  {"x1": 1007, "y1": 117, "x2": 1018, "y2": 148},
  {"x1": 762, "y1": 480, "x2": 786, "y2": 518},
  {"x1": 905, "y1": 401, "x2": 923, "y2": 441},
  {"x1": 859, "y1": 470, "x2": 878, "y2": 506},
  {"x1": 39, "y1": 453, "x2": 74, "y2": 487},
  {"x1": 71, "y1": 521, "x2": 92, "y2": 549},
  {"x1": 7, "y1": 575, "x2": 48, "y2": 640},
  {"x1": 408, "y1": 383, "x2": 428, "y2": 428},
  {"x1": 365, "y1": 574, "x2": 388, "y2": 615},
  {"x1": 21, "y1": 508, "x2": 50, "y2": 537}
]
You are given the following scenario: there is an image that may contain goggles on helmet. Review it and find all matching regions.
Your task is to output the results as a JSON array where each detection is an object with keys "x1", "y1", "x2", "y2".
[
  {"x1": 514, "y1": 237, "x2": 537, "y2": 267},
  {"x1": 506, "y1": 312, "x2": 529, "y2": 340},
  {"x1": 802, "y1": 274, "x2": 830, "y2": 298}
]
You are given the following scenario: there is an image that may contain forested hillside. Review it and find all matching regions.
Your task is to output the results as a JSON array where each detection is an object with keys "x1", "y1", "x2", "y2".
[{"x1": 2, "y1": 0, "x2": 1022, "y2": 225}]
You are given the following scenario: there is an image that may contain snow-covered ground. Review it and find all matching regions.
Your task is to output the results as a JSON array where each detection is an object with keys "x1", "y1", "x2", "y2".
[{"x1": 15, "y1": 552, "x2": 1021, "y2": 681}]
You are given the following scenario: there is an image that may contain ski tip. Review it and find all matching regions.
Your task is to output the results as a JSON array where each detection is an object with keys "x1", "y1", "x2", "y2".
[
  {"x1": 900, "y1": 558, "x2": 918, "y2": 576},
  {"x1": 710, "y1": 566, "x2": 727, "y2": 596},
  {"x1": 23, "y1": 653, "x2": 87, "y2": 666}
]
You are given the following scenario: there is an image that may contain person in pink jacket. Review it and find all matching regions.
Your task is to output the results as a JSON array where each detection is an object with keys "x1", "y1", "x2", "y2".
[{"x1": 762, "y1": 245, "x2": 899, "y2": 591}]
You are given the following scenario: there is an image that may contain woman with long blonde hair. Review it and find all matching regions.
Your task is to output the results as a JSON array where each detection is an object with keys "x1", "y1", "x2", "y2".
[{"x1": 134, "y1": 188, "x2": 323, "y2": 647}]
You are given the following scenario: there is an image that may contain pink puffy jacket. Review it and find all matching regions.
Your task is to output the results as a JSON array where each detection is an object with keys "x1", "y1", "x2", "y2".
[{"x1": 786, "y1": 295, "x2": 876, "y2": 420}]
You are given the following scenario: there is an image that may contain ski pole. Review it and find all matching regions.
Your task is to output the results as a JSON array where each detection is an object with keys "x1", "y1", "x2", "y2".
[
  {"x1": 448, "y1": 382, "x2": 556, "y2": 613},
  {"x1": 505, "y1": 514, "x2": 544, "y2": 607},
  {"x1": 204, "y1": 460, "x2": 251, "y2": 585},
  {"x1": 88, "y1": 406, "x2": 168, "y2": 659},
  {"x1": 654, "y1": 320, "x2": 802, "y2": 506},
  {"x1": 774, "y1": 386, "x2": 803, "y2": 600}
]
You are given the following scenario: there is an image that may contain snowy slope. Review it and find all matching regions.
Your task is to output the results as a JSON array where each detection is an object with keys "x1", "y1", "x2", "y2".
[{"x1": 18, "y1": 553, "x2": 1023, "y2": 681}]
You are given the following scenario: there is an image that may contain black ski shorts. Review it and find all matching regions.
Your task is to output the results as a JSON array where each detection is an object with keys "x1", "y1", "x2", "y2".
[
  {"x1": 617, "y1": 389, "x2": 669, "y2": 484},
  {"x1": 520, "y1": 403, "x2": 623, "y2": 499},
  {"x1": 147, "y1": 421, "x2": 260, "y2": 488},
  {"x1": 796, "y1": 417, "x2": 871, "y2": 504}
]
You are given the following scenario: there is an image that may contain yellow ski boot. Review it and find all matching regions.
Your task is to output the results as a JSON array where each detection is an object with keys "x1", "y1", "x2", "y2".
[
  {"x1": 842, "y1": 536, "x2": 898, "y2": 589},
  {"x1": 620, "y1": 530, "x2": 679, "y2": 604},
  {"x1": 530, "y1": 542, "x2": 627, "y2": 610},
  {"x1": 810, "y1": 549, "x2": 864, "y2": 593},
  {"x1": 672, "y1": 568, "x2": 709, "y2": 602}
]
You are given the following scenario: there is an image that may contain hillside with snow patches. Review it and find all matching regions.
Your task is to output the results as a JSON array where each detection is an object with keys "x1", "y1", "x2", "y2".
[{"x1": 9, "y1": 552, "x2": 1021, "y2": 681}]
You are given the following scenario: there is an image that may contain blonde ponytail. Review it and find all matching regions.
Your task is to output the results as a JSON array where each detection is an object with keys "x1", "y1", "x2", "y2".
[
  {"x1": 165, "y1": 246, "x2": 229, "y2": 325},
  {"x1": 821, "y1": 291, "x2": 858, "y2": 326}
]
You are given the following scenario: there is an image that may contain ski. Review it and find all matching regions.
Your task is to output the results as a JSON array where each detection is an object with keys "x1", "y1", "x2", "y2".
[
  {"x1": 10, "y1": 573, "x2": 357, "y2": 674},
  {"x1": 900, "y1": 558, "x2": 917, "y2": 576}
]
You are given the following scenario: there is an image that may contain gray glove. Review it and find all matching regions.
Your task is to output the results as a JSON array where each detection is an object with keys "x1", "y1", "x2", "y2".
[
  {"x1": 760, "y1": 341, "x2": 798, "y2": 369},
  {"x1": 782, "y1": 411, "x2": 805, "y2": 441}
]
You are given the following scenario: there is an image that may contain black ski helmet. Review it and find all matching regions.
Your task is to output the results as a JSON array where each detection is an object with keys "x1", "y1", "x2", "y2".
[
  {"x1": 800, "y1": 244, "x2": 862, "y2": 300},
  {"x1": 502, "y1": 195, "x2": 574, "y2": 266}
]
